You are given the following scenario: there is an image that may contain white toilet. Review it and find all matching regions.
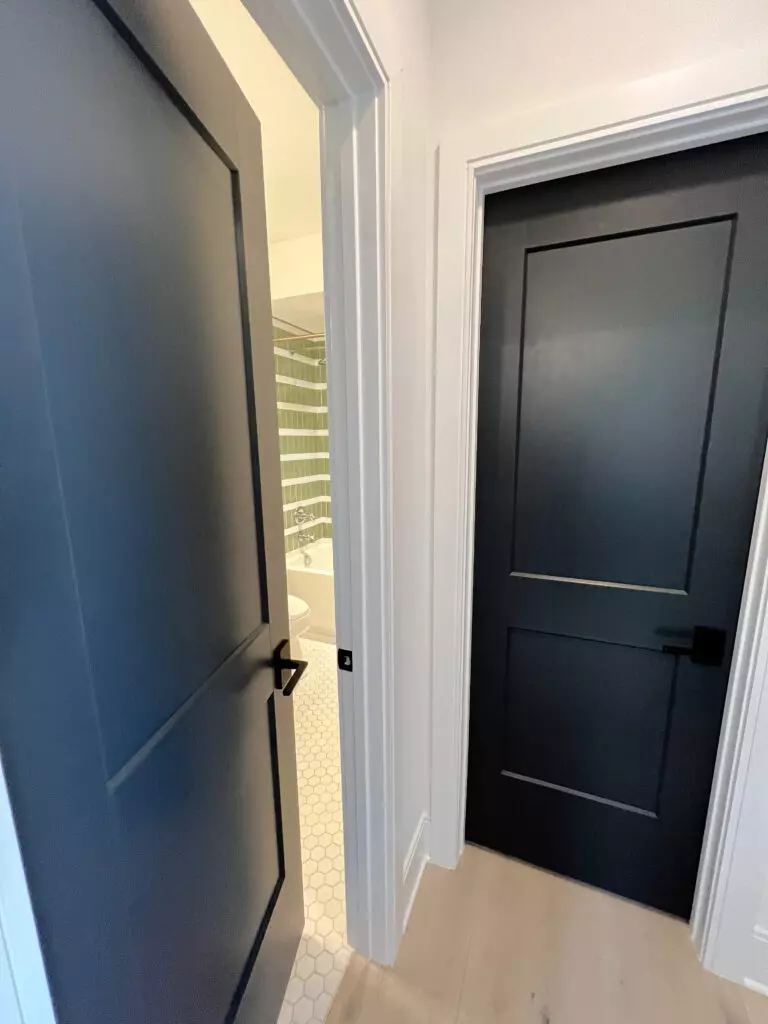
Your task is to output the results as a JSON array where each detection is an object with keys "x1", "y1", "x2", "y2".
[{"x1": 288, "y1": 594, "x2": 312, "y2": 657}]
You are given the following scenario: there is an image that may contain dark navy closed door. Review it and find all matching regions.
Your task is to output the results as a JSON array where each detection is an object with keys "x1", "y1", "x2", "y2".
[
  {"x1": 0, "y1": 1, "x2": 303, "y2": 1021},
  {"x1": 467, "y1": 136, "x2": 768, "y2": 918}
]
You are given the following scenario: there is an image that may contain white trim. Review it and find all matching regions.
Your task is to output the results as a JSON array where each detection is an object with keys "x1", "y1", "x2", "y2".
[
  {"x1": 275, "y1": 374, "x2": 327, "y2": 390},
  {"x1": 692, "y1": 442, "x2": 768, "y2": 978},
  {"x1": 745, "y1": 978, "x2": 768, "y2": 999},
  {"x1": 320, "y1": 87, "x2": 398, "y2": 964},
  {"x1": 277, "y1": 402, "x2": 328, "y2": 413},
  {"x1": 282, "y1": 473, "x2": 331, "y2": 487},
  {"x1": 282, "y1": 494, "x2": 330, "y2": 512},
  {"x1": 399, "y1": 812, "x2": 429, "y2": 936},
  {"x1": 274, "y1": 346, "x2": 322, "y2": 366},
  {"x1": 280, "y1": 451, "x2": 330, "y2": 462},
  {"x1": 284, "y1": 516, "x2": 332, "y2": 536},
  {"x1": 430, "y1": 68, "x2": 768, "y2": 986}
]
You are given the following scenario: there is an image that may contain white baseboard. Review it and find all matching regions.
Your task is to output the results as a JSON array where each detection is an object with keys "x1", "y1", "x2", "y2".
[
  {"x1": 745, "y1": 977, "x2": 768, "y2": 999},
  {"x1": 400, "y1": 812, "x2": 430, "y2": 935}
]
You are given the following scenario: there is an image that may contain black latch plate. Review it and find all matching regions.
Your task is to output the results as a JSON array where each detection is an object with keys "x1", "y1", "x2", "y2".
[{"x1": 338, "y1": 648, "x2": 353, "y2": 672}]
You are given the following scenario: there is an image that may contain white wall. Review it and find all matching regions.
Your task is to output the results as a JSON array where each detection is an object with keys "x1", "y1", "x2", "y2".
[
  {"x1": 429, "y1": 0, "x2": 768, "y2": 137},
  {"x1": 269, "y1": 232, "x2": 323, "y2": 302},
  {"x1": 190, "y1": 0, "x2": 321, "y2": 247},
  {"x1": 351, "y1": 0, "x2": 435, "y2": 926},
  {"x1": 190, "y1": 0, "x2": 325, "y2": 328}
]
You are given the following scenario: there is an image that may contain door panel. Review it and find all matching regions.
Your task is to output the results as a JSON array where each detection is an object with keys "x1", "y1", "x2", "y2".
[
  {"x1": 0, "y1": 1, "x2": 302, "y2": 1021},
  {"x1": 468, "y1": 136, "x2": 768, "y2": 917},
  {"x1": 514, "y1": 221, "x2": 732, "y2": 591},
  {"x1": 16, "y1": 19, "x2": 266, "y2": 771},
  {"x1": 114, "y1": 631, "x2": 281, "y2": 1023},
  {"x1": 503, "y1": 629, "x2": 674, "y2": 814}
]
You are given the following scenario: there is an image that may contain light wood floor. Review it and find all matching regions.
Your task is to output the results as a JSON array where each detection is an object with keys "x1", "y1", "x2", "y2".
[{"x1": 327, "y1": 844, "x2": 768, "y2": 1024}]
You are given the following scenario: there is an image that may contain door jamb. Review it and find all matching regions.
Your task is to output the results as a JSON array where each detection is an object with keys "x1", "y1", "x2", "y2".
[{"x1": 430, "y1": 81, "x2": 768, "y2": 980}]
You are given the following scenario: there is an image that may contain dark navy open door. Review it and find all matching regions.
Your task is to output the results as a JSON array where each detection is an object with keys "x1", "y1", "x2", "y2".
[{"x1": 0, "y1": 1, "x2": 303, "y2": 1021}]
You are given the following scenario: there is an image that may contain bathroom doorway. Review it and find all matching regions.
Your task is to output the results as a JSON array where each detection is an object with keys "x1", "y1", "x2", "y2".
[
  {"x1": 273, "y1": 308, "x2": 349, "y2": 1023},
  {"x1": 189, "y1": 4, "x2": 350, "y2": 1022}
]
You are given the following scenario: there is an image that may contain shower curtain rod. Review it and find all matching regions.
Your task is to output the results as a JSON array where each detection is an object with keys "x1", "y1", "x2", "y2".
[{"x1": 278, "y1": 332, "x2": 326, "y2": 343}]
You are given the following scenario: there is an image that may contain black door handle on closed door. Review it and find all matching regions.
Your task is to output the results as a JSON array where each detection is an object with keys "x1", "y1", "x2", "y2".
[
  {"x1": 662, "y1": 625, "x2": 726, "y2": 666},
  {"x1": 273, "y1": 639, "x2": 308, "y2": 696}
]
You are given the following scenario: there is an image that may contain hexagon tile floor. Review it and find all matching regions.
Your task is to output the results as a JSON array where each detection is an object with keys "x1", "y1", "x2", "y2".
[{"x1": 279, "y1": 638, "x2": 351, "y2": 1024}]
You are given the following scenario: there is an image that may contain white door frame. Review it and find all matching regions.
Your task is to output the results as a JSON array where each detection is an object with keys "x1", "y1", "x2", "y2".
[
  {"x1": 241, "y1": 0, "x2": 396, "y2": 966},
  {"x1": 430, "y1": 62, "x2": 768, "y2": 982},
  {"x1": 1, "y1": 5, "x2": 396, "y2": 1022}
]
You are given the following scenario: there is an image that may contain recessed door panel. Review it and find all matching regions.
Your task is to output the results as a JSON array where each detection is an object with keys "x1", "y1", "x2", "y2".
[
  {"x1": 15, "y1": 16, "x2": 265, "y2": 774},
  {"x1": 115, "y1": 631, "x2": 282, "y2": 1023},
  {"x1": 504, "y1": 629, "x2": 674, "y2": 814},
  {"x1": 513, "y1": 222, "x2": 732, "y2": 591}
]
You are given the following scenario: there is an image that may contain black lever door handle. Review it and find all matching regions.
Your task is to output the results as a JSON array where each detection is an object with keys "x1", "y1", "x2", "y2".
[
  {"x1": 662, "y1": 626, "x2": 726, "y2": 667},
  {"x1": 273, "y1": 639, "x2": 309, "y2": 697}
]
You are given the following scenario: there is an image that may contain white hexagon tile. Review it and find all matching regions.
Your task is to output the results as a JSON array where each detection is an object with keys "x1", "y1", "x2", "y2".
[{"x1": 279, "y1": 639, "x2": 351, "y2": 1024}]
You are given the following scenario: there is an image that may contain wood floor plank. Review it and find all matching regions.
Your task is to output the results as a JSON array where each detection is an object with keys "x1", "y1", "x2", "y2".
[
  {"x1": 327, "y1": 846, "x2": 768, "y2": 1024},
  {"x1": 742, "y1": 985, "x2": 768, "y2": 1024},
  {"x1": 382, "y1": 844, "x2": 483, "y2": 1021},
  {"x1": 457, "y1": 848, "x2": 556, "y2": 1023},
  {"x1": 325, "y1": 955, "x2": 384, "y2": 1024}
]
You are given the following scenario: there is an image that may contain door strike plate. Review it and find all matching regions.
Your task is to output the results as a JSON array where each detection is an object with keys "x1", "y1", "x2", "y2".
[{"x1": 337, "y1": 648, "x2": 353, "y2": 672}]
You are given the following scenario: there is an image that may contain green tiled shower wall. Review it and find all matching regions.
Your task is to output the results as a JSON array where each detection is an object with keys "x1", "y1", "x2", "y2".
[{"x1": 274, "y1": 326, "x2": 332, "y2": 554}]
